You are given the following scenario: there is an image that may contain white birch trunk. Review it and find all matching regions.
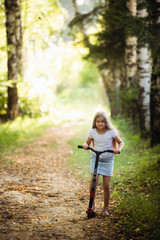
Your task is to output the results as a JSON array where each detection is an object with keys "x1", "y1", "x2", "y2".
[
  {"x1": 125, "y1": 0, "x2": 137, "y2": 86},
  {"x1": 137, "y1": 47, "x2": 151, "y2": 130},
  {"x1": 137, "y1": 2, "x2": 151, "y2": 133}
]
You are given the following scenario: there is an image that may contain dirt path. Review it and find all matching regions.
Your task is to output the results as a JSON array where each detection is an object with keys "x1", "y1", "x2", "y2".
[{"x1": 0, "y1": 123, "x2": 119, "y2": 240}]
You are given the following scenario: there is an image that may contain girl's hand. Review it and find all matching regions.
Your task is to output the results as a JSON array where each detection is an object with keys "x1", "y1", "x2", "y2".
[
  {"x1": 114, "y1": 149, "x2": 121, "y2": 154},
  {"x1": 82, "y1": 142, "x2": 88, "y2": 150}
]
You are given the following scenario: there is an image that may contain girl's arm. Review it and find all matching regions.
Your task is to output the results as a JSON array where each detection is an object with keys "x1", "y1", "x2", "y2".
[
  {"x1": 82, "y1": 137, "x2": 93, "y2": 149},
  {"x1": 112, "y1": 139, "x2": 117, "y2": 150},
  {"x1": 113, "y1": 135, "x2": 124, "y2": 154}
]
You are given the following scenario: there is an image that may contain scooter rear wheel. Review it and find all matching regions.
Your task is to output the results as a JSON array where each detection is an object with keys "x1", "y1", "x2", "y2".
[{"x1": 86, "y1": 208, "x2": 96, "y2": 219}]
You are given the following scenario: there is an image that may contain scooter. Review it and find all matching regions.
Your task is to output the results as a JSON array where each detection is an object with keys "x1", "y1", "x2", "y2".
[{"x1": 78, "y1": 145, "x2": 114, "y2": 219}]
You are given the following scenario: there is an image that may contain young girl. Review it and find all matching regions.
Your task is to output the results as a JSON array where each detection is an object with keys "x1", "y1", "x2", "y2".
[{"x1": 82, "y1": 111, "x2": 124, "y2": 216}]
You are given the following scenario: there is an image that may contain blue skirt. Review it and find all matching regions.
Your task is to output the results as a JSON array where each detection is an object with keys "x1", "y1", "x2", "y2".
[{"x1": 91, "y1": 154, "x2": 114, "y2": 176}]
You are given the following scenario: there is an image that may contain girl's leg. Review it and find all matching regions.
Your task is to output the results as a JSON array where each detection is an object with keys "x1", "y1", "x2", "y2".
[
  {"x1": 103, "y1": 176, "x2": 111, "y2": 209},
  {"x1": 90, "y1": 174, "x2": 99, "y2": 203}
]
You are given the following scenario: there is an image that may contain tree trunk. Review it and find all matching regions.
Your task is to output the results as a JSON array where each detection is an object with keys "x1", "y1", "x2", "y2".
[
  {"x1": 150, "y1": 58, "x2": 160, "y2": 145},
  {"x1": 125, "y1": 0, "x2": 137, "y2": 86},
  {"x1": 150, "y1": 0, "x2": 160, "y2": 145},
  {"x1": 5, "y1": 0, "x2": 22, "y2": 120},
  {"x1": 113, "y1": 70, "x2": 121, "y2": 116},
  {"x1": 100, "y1": 69, "x2": 120, "y2": 118},
  {"x1": 137, "y1": 2, "x2": 151, "y2": 136},
  {"x1": 72, "y1": 0, "x2": 79, "y2": 15}
]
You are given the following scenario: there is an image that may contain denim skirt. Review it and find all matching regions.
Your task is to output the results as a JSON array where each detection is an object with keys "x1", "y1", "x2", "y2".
[{"x1": 90, "y1": 154, "x2": 114, "y2": 176}]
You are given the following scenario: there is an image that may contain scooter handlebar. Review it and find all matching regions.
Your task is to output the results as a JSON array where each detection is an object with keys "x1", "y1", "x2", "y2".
[{"x1": 77, "y1": 145, "x2": 116, "y2": 154}]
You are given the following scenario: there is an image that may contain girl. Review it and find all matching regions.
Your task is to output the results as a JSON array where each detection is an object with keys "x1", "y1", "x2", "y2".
[{"x1": 82, "y1": 111, "x2": 124, "y2": 216}]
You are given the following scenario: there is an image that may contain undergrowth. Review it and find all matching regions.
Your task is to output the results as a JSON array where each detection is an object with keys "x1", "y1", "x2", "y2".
[{"x1": 0, "y1": 116, "x2": 53, "y2": 158}]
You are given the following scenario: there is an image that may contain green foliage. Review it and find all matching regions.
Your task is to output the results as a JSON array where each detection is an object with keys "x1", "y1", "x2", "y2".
[
  {"x1": 119, "y1": 86, "x2": 139, "y2": 125},
  {"x1": 0, "y1": 117, "x2": 52, "y2": 157},
  {"x1": 112, "y1": 119, "x2": 160, "y2": 240},
  {"x1": 79, "y1": 0, "x2": 159, "y2": 68},
  {"x1": 0, "y1": 74, "x2": 7, "y2": 115},
  {"x1": 70, "y1": 0, "x2": 128, "y2": 70},
  {"x1": 68, "y1": 0, "x2": 160, "y2": 148},
  {"x1": 22, "y1": 0, "x2": 65, "y2": 49},
  {"x1": 78, "y1": 61, "x2": 99, "y2": 86},
  {"x1": 67, "y1": 123, "x2": 91, "y2": 179},
  {"x1": 0, "y1": 0, "x2": 66, "y2": 118},
  {"x1": 146, "y1": 0, "x2": 160, "y2": 59},
  {"x1": 18, "y1": 95, "x2": 42, "y2": 118},
  {"x1": 112, "y1": 150, "x2": 160, "y2": 239},
  {"x1": 0, "y1": 0, "x2": 7, "y2": 116},
  {"x1": 56, "y1": 60, "x2": 100, "y2": 109}
]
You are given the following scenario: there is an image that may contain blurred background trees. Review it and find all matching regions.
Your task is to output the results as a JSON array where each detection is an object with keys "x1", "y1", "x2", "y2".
[
  {"x1": 69, "y1": 0, "x2": 160, "y2": 145},
  {"x1": 0, "y1": 0, "x2": 159, "y2": 145}
]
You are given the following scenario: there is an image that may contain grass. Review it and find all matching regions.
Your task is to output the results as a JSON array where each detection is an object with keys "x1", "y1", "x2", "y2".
[
  {"x1": 111, "y1": 118, "x2": 160, "y2": 240},
  {"x1": 67, "y1": 118, "x2": 160, "y2": 240},
  {"x1": 0, "y1": 116, "x2": 53, "y2": 157},
  {"x1": 67, "y1": 122, "x2": 91, "y2": 179}
]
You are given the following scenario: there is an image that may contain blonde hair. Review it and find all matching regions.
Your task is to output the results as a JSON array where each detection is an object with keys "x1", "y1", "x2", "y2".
[{"x1": 92, "y1": 111, "x2": 114, "y2": 130}]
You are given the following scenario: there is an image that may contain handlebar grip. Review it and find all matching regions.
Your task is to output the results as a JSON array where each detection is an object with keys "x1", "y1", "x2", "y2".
[
  {"x1": 77, "y1": 145, "x2": 91, "y2": 150},
  {"x1": 77, "y1": 145, "x2": 117, "y2": 154},
  {"x1": 78, "y1": 145, "x2": 83, "y2": 149}
]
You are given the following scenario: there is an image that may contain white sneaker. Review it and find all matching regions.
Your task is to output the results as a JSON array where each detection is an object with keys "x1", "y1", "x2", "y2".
[{"x1": 103, "y1": 207, "x2": 109, "y2": 216}]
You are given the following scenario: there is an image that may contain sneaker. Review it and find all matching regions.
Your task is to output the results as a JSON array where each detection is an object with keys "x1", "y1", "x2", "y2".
[{"x1": 103, "y1": 207, "x2": 109, "y2": 216}]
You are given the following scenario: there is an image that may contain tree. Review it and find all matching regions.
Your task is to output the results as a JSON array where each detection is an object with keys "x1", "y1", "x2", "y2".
[
  {"x1": 125, "y1": 0, "x2": 137, "y2": 86},
  {"x1": 150, "y1": 0, "x2": 160, "y2": 145},
  {"x1": 137, "y1": 0, "x2": 151, "y2": 136},
  {"x1": 5, "y1": 0, "x2": 22, "y2": 119},
  {"x1": 72, "y1": 0, "x2": 79, "y2": 15},
  {"x1": 69, "y1": 0, "x2": 160, "y2": 145},
  {"x1": 71, "y1": 0, "x2": 125, "y2": 117}
]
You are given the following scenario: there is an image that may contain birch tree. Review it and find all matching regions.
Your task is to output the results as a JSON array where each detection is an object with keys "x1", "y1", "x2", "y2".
[
  {"x1": 5, "y1": 0, "x2": 22, "y2": 119},
  {"x1": 125, "y1": 0, "x2": 137, "y2": 86},
  {"x1": 137, "y1": 1, "x2": 151, "y2": 136}
]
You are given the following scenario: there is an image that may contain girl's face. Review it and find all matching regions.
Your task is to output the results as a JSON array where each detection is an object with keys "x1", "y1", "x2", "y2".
[{"x1": 95, "y1": 117, "x2": 106, "y2": 130}]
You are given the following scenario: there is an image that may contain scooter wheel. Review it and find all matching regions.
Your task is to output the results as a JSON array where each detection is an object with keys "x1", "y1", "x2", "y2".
[{"x1": 86, "y1": 209, "x2": 96, "y2": 219}]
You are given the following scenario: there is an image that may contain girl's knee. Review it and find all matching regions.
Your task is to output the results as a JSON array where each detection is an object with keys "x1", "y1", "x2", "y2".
[{"x1": 103, "y1": 183, "x2": 110, "y2": 192}]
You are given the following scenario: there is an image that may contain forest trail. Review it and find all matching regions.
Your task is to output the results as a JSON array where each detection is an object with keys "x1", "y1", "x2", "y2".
[{"x1": 0, "y1": 123, "x2": 119, "y2": 240}]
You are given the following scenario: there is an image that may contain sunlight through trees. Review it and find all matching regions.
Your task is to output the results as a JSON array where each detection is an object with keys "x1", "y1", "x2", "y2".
[{"x1": 0, "y1": 0, "x2": 160, "y2": 145}]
